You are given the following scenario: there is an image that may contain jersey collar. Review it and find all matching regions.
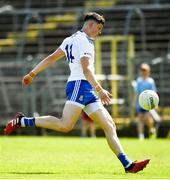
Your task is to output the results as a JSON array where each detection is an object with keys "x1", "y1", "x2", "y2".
[{"x1": 80, "y1": 30, "x2": 94, "y2": 41}]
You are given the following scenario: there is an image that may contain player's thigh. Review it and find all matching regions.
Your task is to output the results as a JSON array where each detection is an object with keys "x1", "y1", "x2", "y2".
[
  {"x1": 62, "y1": 103, "x2": 82, "y2": 125},
  {"x1": 89, "y1": 106, "x2": 115, "y2": 131},
  {"x1": 138, "y1": 113, "x2": 146, "y2": 122},
  {"x1": 145, "y1": 112, "x2": 154, "y2": 122}
]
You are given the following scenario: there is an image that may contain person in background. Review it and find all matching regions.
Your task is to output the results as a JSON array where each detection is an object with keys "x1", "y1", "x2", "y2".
[
  {"x1": 81, "y1": 111, "x2": 96, "y2": 137},
  {"x1": 134, "y1": 63, "x2": 157, "y2": 140}
]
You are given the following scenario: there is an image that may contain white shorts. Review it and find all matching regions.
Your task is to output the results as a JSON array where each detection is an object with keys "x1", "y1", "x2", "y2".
[{"x1": 66, "y1": 100, "x2": 103, "y2": 115}]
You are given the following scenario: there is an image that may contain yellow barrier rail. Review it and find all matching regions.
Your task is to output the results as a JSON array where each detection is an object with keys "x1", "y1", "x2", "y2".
[{"x1": 95, "y1": 35, "x2": 135, "y2": 119}]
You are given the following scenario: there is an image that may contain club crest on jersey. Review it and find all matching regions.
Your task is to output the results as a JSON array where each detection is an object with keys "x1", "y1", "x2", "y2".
[
  {"x1": 79, "y1": 95, "x2": 84, "y2": 101},
  {"x1": 84, "y1": 52, "x2": 92, "y2": 57}
]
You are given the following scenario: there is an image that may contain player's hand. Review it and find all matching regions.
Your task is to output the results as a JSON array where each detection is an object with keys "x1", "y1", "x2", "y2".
[
  {"x1": 98, "y1": 89, "x2": 112, "y2": 105},
  {"x1": 22, "y1": 72, "x2": 36, "y2": 87}
]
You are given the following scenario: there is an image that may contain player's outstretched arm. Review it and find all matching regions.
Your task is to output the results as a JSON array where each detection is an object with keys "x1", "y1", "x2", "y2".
[
  {"x1": 81, "y1": 57, "x2": 112, "y2": 105},
  {"x1": 22, "y1": 48, "x2": 65, "y2": 86}
]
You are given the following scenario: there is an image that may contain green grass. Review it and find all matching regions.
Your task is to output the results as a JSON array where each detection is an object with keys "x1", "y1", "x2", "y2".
[{"x1": 0, "y1": 137, "x2": 170, "y2": 179}]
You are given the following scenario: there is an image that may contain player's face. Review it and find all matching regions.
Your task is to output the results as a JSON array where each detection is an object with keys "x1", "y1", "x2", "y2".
[
  {"x1": 90, "y1": 22, "x2": 103, "y2": 38},
  {"x1": 140, "y1": 68, "x2": 150, "y2": 77}
]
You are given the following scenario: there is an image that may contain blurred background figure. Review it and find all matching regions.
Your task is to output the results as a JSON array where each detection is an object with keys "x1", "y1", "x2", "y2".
[
  {"x1": 81, "y1": 111, "x2": 96, "y2": 138},
  {"x1": 134, "y1": 63, "x2": 158, "y2": 140}
]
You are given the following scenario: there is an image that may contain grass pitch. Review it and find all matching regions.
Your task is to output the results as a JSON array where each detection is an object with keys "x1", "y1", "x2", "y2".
[{"x1": 0, "y1": 136, "x2": 170, "y2": 179}]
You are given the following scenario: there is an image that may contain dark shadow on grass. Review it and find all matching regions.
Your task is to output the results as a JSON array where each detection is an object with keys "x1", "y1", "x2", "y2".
[
  {"x1": 2, "y1": 170, "x2": 124, "y2": 176},
  {"x1": 4, "y1": 172, "x2": 58, "y2": 175}
]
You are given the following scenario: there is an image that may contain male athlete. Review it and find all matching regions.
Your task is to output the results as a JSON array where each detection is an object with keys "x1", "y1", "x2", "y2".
[{"x1": 4, "y1": 12, "x2": 150, "y2": 173}]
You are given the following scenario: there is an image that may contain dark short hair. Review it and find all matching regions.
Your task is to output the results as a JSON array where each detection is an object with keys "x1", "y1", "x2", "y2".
[{"x1": 84, "y1": 12, "x2": 105, "y2": 25}]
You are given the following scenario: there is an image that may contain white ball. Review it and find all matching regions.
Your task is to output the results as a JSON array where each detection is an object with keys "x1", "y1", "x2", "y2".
[{"x1": 139, "y1": 90, "x2": 159, "y2": 110}]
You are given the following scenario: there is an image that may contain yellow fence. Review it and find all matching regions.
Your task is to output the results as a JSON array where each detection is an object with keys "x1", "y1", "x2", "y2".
[{"x1": 95, "y1": 35, "x2": 135, "y2": 119}]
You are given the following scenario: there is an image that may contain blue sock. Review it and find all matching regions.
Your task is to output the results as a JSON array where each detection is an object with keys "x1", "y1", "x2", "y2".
[
  {"x1": 20, "y1": 117, "x2": 35, "y2": 127},
  {"x1": 118, "y1": 153, "x2": 132, "y2": 169}
]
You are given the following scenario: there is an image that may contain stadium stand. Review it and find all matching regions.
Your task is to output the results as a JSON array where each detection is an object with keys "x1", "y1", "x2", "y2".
[{"x1": 0, "y1": 0, "x2": 170, "y2": 134}]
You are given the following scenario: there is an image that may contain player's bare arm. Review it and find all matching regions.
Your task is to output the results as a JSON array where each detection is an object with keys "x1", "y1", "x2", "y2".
[
  {"x1": 22, "y1": 48, "x2": 65, "y2": 86},
  {"x1": 81, "y1": 56, "x2": 112, "y2": 105}
]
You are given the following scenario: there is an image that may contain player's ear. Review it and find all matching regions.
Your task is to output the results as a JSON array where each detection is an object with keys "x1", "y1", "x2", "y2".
[{"x1": 88, "y1": 21, "x2": 94, "y2": 28}]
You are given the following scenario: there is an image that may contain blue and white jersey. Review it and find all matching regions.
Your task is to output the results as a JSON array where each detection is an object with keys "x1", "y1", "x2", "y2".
[
  {"x1": 59, "y1": 31, "x2": 101, "y2": 113},
  {"x1": 60, "y1": 31, "x2": 95, "y2": 82}
]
